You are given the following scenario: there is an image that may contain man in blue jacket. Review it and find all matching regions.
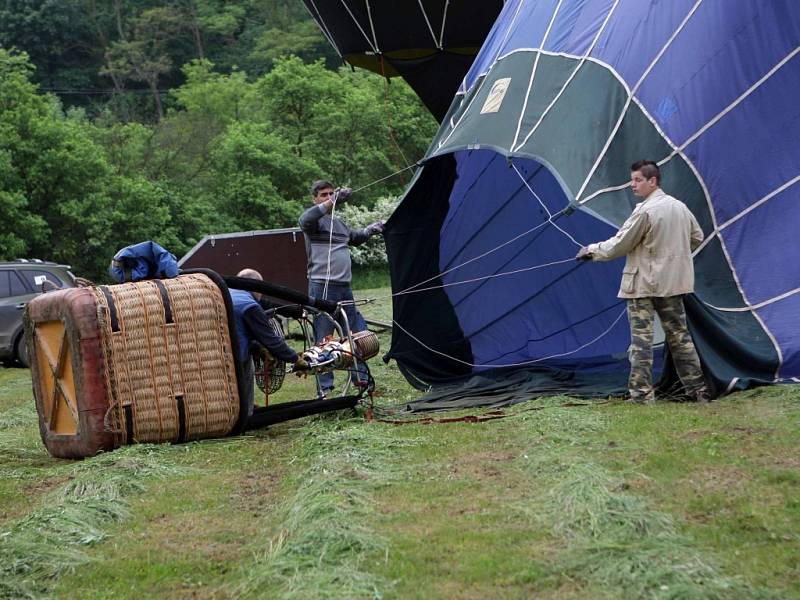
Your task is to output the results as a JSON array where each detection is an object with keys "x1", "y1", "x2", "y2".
[
  {"x1": 230, "y1": 268, "x2": 309, "y2": 414},
  {"x1": 299, "y1": 180, "x2": 383, "y2": 397}
]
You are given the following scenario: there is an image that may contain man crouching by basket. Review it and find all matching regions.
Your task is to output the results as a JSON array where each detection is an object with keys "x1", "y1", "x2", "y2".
[{"x1": 229, "y1": 268, "x2": 310, "y2": 415}]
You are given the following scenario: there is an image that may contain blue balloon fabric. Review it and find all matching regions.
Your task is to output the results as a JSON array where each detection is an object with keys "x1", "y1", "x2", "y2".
[{"x1": 385, "y1": 0, "x2": 800, "y2": 396}]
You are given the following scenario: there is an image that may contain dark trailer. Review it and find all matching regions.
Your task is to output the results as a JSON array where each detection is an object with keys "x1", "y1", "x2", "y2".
[{"x1": 178, "y1": 229, "x2": 309, "y2": 302}]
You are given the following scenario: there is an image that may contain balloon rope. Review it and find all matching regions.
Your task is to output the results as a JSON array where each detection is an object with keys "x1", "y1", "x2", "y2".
[
  {"x1": 321, "y1": 189, "x2": 341, "y2": 301},
  {"x1": 386, "y1": 166, "x2": 583, "y2": 299},
  {"x1": 340, "y1": 255, "x2": 577, "y2": 305},
  {"x1": 319, "y1": 162, "x2": 420, "y2": 298},
  {"x1": 393, "y1": 210, "x2": 568, "y2": 297},
  {"x1": 510, "y1": 162, "x2": 583, "y2": 248},
  {"x1": 351, "y1": 162, "x2": 419, "y2": 194},
  {"x1": 391, "y1": 306, "x2": 627, "y2": 369}
]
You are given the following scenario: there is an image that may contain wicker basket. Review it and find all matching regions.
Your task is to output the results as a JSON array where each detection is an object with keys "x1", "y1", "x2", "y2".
[{"x1": 26, "y1": 273, "x2": 243, "y2": 458}]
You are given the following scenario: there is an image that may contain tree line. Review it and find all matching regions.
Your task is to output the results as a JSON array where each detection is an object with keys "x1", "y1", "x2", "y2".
[
  {"x1": 0, "y1": 0, "x2": 338, "y2": 121},
  {"x1": 0, "y1": 48, "x2": 437, "y2": 280}
]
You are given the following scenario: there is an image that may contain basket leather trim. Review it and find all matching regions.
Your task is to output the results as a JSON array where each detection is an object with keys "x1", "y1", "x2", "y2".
[
  {"x1": 99, "y1": 286, "x2": 120, "y2": 332},
  {"x1": 153, "y1": 279, "x2": 174, "y2": 324}
]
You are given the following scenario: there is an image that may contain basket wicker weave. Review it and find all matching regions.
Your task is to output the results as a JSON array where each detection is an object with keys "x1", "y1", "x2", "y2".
[
  {"x1": 26, "y1": 273, "x2": 242, "y2": 458},
  {"x1": 93, "y1": 274, "x2": 240, "y2": 446}
]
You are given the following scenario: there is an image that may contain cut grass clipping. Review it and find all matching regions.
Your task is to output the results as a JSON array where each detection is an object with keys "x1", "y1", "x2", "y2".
[
  {"x1": 514, "y1": 406, "x2": 779, "y2": 600},
  {"x1": 0, "y1": 445, "x2": 188, "y2": 599},
  {"x1": 236, "y1": 415, "x2": 421, "y2": 599}
]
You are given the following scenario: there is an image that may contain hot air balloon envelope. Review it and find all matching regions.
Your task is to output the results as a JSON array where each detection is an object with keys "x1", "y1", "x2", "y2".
[
  {"x1": 302, "y1": 1, "x2": 504, "y2": 120},
  {"x1": 385, "y1": 0, "x2": 800, "y2": 406}
]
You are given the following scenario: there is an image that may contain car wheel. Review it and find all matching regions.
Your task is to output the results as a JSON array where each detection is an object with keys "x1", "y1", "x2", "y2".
[{"x1": 15, "y1": 335, "x2": 30, "y2": 368}]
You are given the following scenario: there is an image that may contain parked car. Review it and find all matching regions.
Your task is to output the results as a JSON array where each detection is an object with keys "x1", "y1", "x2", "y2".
[{"x1": 0, "y1": 260, "x2": 76, "y2": 367}]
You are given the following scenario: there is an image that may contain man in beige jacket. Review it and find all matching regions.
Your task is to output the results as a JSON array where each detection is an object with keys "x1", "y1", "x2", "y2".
[{"x1": 576, "y1": 160, "x2": 710, "y2": 404}]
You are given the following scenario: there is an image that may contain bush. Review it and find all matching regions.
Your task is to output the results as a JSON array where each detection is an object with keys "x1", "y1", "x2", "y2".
[{"x1": 338, "y1": 196, "x2": 400, "y2": 268}]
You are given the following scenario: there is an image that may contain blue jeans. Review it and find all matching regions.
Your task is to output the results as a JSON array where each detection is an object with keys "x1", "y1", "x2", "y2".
[
  {"x1": 242, "y1": 357, "x2": 255, "y2": 419},
  {"x1": 308, "y1": 280, "x2": 368, "y2": 393}
]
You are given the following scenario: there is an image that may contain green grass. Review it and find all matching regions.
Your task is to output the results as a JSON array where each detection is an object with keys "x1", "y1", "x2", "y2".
[
  {"x1": 351, "y1": 266, "x2": 391, "y2": 291},
  {"x1": 0, "y1": 286, "x2": 799, "y2": 598},
  {"x1": 234, "y1": 417, "x2": 423, "y2": 599}
]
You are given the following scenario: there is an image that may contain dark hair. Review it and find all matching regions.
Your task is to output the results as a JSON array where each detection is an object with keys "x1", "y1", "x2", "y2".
[
  {"x1": 311, "y1": 180, "x2": 334, "y2": 196},
  {"x1": 630, "y1": 160, "x2": 660, "y2": 185}
]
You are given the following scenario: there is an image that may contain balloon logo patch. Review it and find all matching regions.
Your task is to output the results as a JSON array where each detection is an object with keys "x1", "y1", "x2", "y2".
[{"x1": 481, "y1": 78, "x2": 511, "y2": 114}]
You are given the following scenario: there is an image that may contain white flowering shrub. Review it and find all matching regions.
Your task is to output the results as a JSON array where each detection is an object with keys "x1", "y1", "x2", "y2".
[{"x1": 338, "y1": 196, "x2": 401, "y2": 267}]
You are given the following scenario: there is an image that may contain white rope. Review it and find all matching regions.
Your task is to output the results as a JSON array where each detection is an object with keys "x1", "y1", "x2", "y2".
[
  {"x1": 717, "y1": 173, "x2": 800, "y2": 232},
  {"x1": 364, "y1": 0, "x2": 380, "y2": 54},
  {"x1": 338, "y1": 0, "x2": 379, "y2": 53},
  {"x1": 575, "y1": 0, "x2": 704, "y2": 201},
  {"x1": 351, "y1": 162, "x2": 418, "y2": 194},
  {"x1": 437, "y1": 74, "x2": 489, "y2": 150},
  {"x1": 305, "y1": 0, "x2": 343, "y2": 58},
  {"x1": 438, "y1": 0, "x2": 528, "y2": 149},
  {"x1": 322, "y1": 192, "x2": 339, "y2": 301},
  {"x1": 513, "y1": 0, "x2": 621, "y2": 152},
  {"x1": 691, "y1": 173, "x2": 800, "y2": 257},
  {"x1": 392, "y1": 305, "x2": 627, "y2": 368},
  {"x1": 663, "y1": 45, "x2": 800, "y2": 165},
  {"x1": 438, "y1": 0, "x2": 450, "y2": 50},
  {"x1": 317, "y1": 161, "x2": 420, "y2": 300},
  {"x1": 700, "y1": 287, "x2": 800, "y2": 313},
  {"x1": 581, "y1": 47, "x2": 800, "y2": 207},
  {"x1": 344, "y1": 256, "x2": 577, "y2": 305},
  {"x1": 578, "y1": 180, "x2": 630, "y2": 205},
  {"x1": 454, "y1": 0, "x2": 524, "y2": 96},
  {"x1": 396, "y1": 257, "x2": 576, "y2": 297},
  {"x1": 399, "y1": 211, "x2": 563, "y2": 296},
  {"x1": 511, "y1": 0, "x2": 564, "y2": 149},
  {"x1": 386, "y1": 161, "x2": 588, "y2": 298},
  {"x1": 511, "y1": 163, "x2": 583, "y2": 248},
  {"x1": 417, "y1": 0, "x2": 440, "y2": 49}
]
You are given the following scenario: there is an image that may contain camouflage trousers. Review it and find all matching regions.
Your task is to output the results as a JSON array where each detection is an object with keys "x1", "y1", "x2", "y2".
[{"x1": 627, "y1": 296, "x2": 706, "y2": 403}]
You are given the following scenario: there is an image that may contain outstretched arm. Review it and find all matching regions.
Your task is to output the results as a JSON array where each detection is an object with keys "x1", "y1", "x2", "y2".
[
  {"x1": 587, "y1": 208, "x2": 649, "y2": 261},
  {"x1": 349, "y1": 221, "x2": 384, "y2": 247},
  {"x1": 243, "y1": 307, "x2": 298, "y2": 363}
]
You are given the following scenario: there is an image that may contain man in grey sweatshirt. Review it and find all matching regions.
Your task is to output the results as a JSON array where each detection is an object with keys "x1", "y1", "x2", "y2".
[{"x1": 298, "y1": 180, "x2": 383, "y2": 396}]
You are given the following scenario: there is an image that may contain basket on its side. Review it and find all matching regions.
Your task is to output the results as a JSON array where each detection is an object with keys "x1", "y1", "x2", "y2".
[{"x1": 25, "y1": 273, "x2": 244, "y2": 459}]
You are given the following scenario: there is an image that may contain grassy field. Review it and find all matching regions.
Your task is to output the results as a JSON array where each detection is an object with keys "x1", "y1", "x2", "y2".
[{"x1": 1, "y1": 285, "x2": 799, "y2": 599}]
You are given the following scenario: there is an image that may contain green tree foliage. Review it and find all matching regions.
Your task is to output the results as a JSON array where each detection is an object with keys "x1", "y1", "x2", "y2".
[
  {"x1": 102, "y1": 7, "x2": 184, "y2": 120},
  {"x1": 171, "y1": 59, "x2": 251, "y2": 125},
  {"x1": 0, "y1": 0, "x2": 102, "y2": 93},
  {"x1": 1, "y1": 0, "x2": 339, "y2": 120},
  {"x1": 0, "y1": 151, "x2": 45, "y2": 259},
  {"x1": 208, "y1": 122, "x2": 314, "y2": 231},
  {"x1": 0, "y1": 40, "x2": 438, "y2": 281},
  {"x1": 0, "y1": 49, "x2": 189, "y2": 278},
  {"x1": 0, "y1": 49, "x2": 65, "y2": 258},
  {"x1": 253, "y1": 57, "x2": 436, "y2": 197},
  {"x1": 248, "y1": 20, "x2": 337, "y2": 74}
]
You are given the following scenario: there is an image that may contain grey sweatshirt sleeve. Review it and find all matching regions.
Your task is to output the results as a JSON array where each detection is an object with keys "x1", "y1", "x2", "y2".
[
  {"x1": 299, "y1": 204, "x2": 328, "y2": 234},
  {"x1": 348, "y1": 226, "x2": 373, "y2": 246}
]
